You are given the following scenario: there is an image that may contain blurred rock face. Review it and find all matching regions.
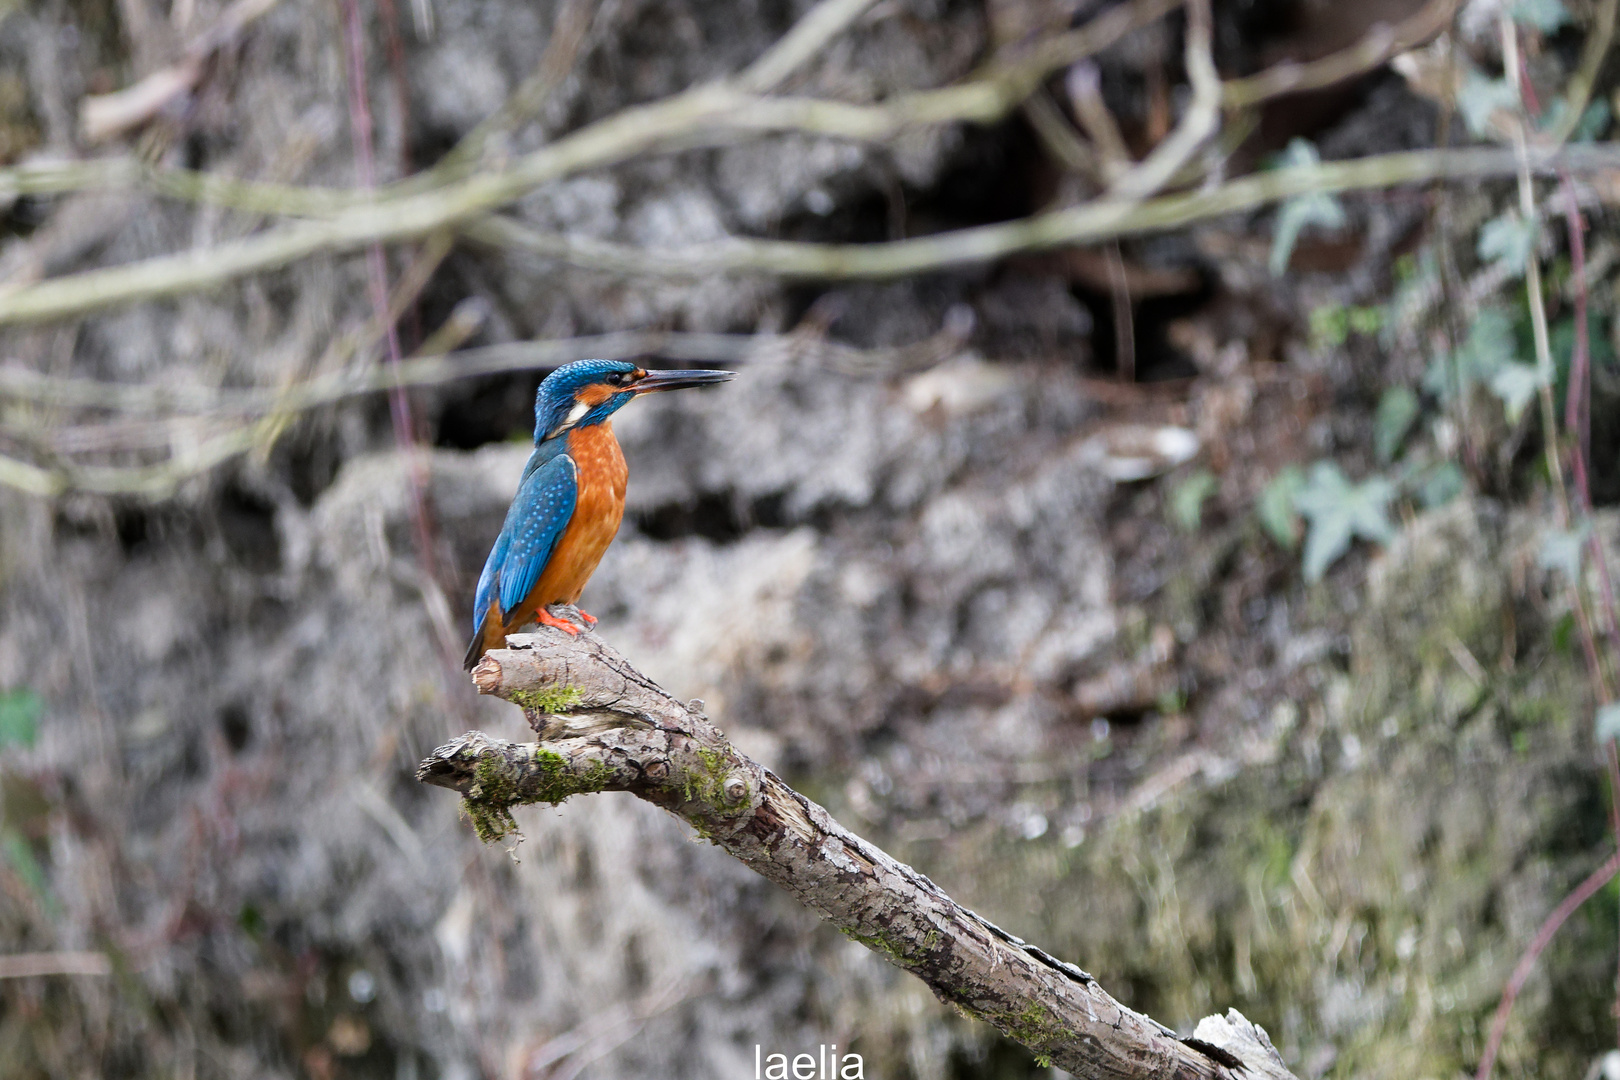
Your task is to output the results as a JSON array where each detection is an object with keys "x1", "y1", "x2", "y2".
[{"x1": 1, "y1": 0, "x2": 1616, "y2": 1078}]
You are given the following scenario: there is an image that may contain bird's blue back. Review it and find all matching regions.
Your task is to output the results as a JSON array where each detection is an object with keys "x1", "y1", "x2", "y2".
[{"x1": 470, "y1": 437, "x2": 578, "y2": 630}]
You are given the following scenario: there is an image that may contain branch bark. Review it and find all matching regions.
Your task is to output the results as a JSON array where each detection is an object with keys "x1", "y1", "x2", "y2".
[{"x1": 417, "y1": 615, "x2": 1299, "y2": 1080}]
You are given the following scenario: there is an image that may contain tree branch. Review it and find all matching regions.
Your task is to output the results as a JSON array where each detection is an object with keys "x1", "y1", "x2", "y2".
[
  {"x1": 1219, "y1": 0, "x2": 1459, "y2": 109},
  {"x1": 737, "y1": 0, "x2": 884, "y2": 93},
  {"x1": 1104, "y1": 0, "x2": 1218, "y2": 202},
  {"x1": 463, "y1": 142, "x2": 1620, "y2": 280},
  {"x1": 417, "y1": 616, "x2": 1299, "y2": 1080},
  {"x1": 0, "y1": 311, "x2": 970, "y2": 495},
  {"x1": 0, "y1": 0, "x2": 1178, "y2": 326}
]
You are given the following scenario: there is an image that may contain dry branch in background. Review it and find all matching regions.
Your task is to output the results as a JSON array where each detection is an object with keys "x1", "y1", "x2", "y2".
[
  {"x1": 0, "y1": 0, "x2": 1567, "y2": 326},
  {"x1": 417, "y1": 616, "x2": 1300, "y2": 1080},
  {"x1": 0, "y1": 309, "x2": 971, "y2": 496},
  {"x1": 6, "y1": 139, "x2": 1619, "y2": 329}
]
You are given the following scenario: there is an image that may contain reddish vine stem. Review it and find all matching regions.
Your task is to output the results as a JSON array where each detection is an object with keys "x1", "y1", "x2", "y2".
[
  {"x1": 1553, "y1": 101, "x2": 1620, "y2": 1059},
  {"x1": 339, "y1": 0, "x2": 450, "y2": 661},
  {"x1": 1474, "y1": 850, "x2": 1620, "y2": 1080},
  {"x1": 1559, "y1": 180, "x2": 1620, "y2": 652},
  {"x1": 1477, "y1": 38, "x2": 1620, "y2": 1075}
]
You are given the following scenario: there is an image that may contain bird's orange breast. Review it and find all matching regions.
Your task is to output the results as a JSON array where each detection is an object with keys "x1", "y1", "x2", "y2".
[{"x1": 530, "y1": 421, "x2": 627, "y2": 607}]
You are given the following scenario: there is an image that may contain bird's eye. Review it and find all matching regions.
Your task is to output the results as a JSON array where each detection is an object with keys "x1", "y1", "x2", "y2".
[{"x1": 606, "y1": 372, "x2": 626, "y2": 386}]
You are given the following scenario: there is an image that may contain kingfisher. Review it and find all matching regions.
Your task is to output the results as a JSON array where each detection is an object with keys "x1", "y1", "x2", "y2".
[{"x1": 462, "y1": 358, "x2": 734, "y2": 670}]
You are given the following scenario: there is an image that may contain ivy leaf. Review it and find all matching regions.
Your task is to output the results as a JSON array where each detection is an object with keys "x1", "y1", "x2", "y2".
[
  {"x1": 1512, "y1": 0, "x2": 1570, "y2": 32},
  {"x1": 1347, "y1": 306, "x2": 1383, "y2": 336},
  {"x1": 1, "y1": 832, "x2": 48, "y2": 901},
  {"x1": 1416, "y1": 461, "x2": 1467, "y2": 508},
  {"x1": 0, "y1": 689, "x2": 40, "y2": 750},
  {"x1": 1169, "y1": 470, "x2": 1219, "y2": 532},
  {"x1": 1488, "y1": 362, "x2": 1546, "y2": 423},
  {"x1": 1310, "y1": 304, "x2": 1350, "y2": 350},
  {"x1": 1373, "y1": 386, "x2": 1420, "y2": 463},
  {"x1": 1457, "y1": 73, "x2": 1518, "y2": 137},
  {"x1": 1478, "y1": 212, "x2": 1536, "y2": 276},
  {"x1": 1292, "y1": 462, "x2": 1397, "y2": 582},
  {"x1": 1463, "y1": 307, "x2": 1520, "y2": 373},
  {"x1": 1423, "y1": 306, "x2": 1520, "y2": 400},
  {"x1": 1537, "y1": 522, "x2": 1590, "y2": 581},
  {"x1": 1269, "y1": 140, "x2": 1346, "y2": 276},
  {"x1": 1597, "y1": 702, "x2": 1620, "y2": 743},
  {"x1": 1271, "y1": 194, "x2": 1347, "y2": 276},
  {"x1": 1539, "y1": 96, "x2": 1611, "y2": 140},
  {"x1": 1574, "y1": 99, "x2": 1612, "y2": 141},
  {"x1": 1258, "y1": 466, "x2": 1305, "y2": 549}
]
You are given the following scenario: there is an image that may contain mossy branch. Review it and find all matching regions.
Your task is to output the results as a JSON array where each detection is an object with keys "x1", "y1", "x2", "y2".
[
  {"x1": 465, "y1": 142, "x2": 1620, "y2": 281},
  {"x1": 416, "y1": 609, "x2": 1300, "y2": 1080}
]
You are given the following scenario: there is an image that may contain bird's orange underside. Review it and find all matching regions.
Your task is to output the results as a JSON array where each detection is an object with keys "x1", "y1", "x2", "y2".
[{"x1": 474, "y1": 422, "x2": 627, "y2": 656}]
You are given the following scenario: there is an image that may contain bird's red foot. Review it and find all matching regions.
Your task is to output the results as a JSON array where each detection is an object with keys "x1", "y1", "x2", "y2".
[
  {"x1": 536, "y1": 608, "x2": 583, "y2": 636},
  {"x1": 576, "y1": 608, "x2": 597, "y2": 627}
]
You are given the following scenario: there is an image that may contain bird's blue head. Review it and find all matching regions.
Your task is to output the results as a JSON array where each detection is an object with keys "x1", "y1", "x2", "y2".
[{"x1": 532, "y1": 358, "x2": 734, "y2": 443}]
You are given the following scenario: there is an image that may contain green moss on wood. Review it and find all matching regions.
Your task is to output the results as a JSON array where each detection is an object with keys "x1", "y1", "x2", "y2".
[
  {"x1": 462, "y1": 799, "x2": 520, "y2": 844},
  {"x1": 972, "y1": 1000, "x2": 1066, "y2": 1066},
  {"x1": 842, "y1": 926, "x2": 913, "y2": 965},
  {"x1": 682, "y1": 745, "x2": 749, "y2": 814},
  {"x1": 458, "y1": 745, "x2": 613, "y2": 844},
  {"x1": 461, "y1": 754, "x2": 524, "y2": 843},
  {"x1": 507, "y1": 685, "x2": 584, "y2": 713},
  {"x1": 528, "y1": 747, "x2": 612, "y2": 804},
  {"x1": 840, "y1": 924, "x2": 941, "y2": 967}
]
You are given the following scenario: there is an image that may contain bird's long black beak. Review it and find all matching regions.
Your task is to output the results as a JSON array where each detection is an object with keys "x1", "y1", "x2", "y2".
[{"x1": 634, "y1": 368, "x2": 735, "y2": 393}]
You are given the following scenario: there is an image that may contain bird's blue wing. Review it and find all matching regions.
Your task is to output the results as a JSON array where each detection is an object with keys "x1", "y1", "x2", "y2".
[{"x1": 471, "y1": 451, "x2": 578, "y2": 628}]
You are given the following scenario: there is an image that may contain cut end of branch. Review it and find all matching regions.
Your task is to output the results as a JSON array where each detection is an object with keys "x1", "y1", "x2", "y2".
[
  {"x1": 471, "y1": 655, "x2": 502, "y2": 694},
  {"x1": 415, "y1": 731, "x2": 499, "y2": 790}
]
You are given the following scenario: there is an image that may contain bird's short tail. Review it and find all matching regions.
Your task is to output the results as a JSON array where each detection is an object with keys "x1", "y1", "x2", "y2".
[{"x1": 463, "y1": 619, "x2": 492, "y2": 671}]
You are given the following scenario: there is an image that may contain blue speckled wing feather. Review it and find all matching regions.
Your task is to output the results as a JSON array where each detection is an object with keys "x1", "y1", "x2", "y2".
[{"x1": 471, "y1": 450, "x2": 578, "y2": 628}]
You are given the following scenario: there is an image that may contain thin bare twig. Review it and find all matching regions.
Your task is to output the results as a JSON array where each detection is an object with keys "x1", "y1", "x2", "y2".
[
  {"x1": 1, "y1": 0, "x2": 1176, "y2": 214},
  {"x1": 8, "y1": 139, "x2": 1620, "y2": 327},
  {"x1": 1022, "y1": 89, "x2": 1102, "y2": 179},
  {"x1": 78, "y1": 0, "x2": 287, "y2": 142},
  {"x1": 1106, "y1": 0, "x2": 1219, "y2": 201},
  {"x1": 1503, "y1": 16, "x2": 1568, "y2": 512},
  {"x1": 1555, "y1": 181, "x2": 1620, "y2": 684},
  {"x1": 462, "y1": 143, "x2": 1620, "y2": 279},
  {"x1": 737, "y1": 0, "x2": 882, "y2": 93},
  {"x1": 0, "y1": 951, "x2": 113, "y2": 979},
  {"x1": 1221, "y1": 0, "x2": 1459, "y2": 109},
  {"x1": 0, "y1": 314, "x2": 970, "y2": 496},
  {"x1": 1543, "y1": 0, "x2": 1620, "y2": 147},
  {"x1": 1106, "y1": 241, "x2": 1135, "y2": 380},
  {"x1": 2, "y1": 0, "x2": 1478, "y2": 219},
  {"x1": 0, "y1": 315, "x2": 964, "y2": 416},
  {"x1": 1067, "y1": 61, "x2": 1133, "y2": 182},
  {"x1": 0, "y1": 0, "x2": 1183, "y2": 325},
  {"x1": 426, "y1": 0, "x2": 600, "y2": 178}
]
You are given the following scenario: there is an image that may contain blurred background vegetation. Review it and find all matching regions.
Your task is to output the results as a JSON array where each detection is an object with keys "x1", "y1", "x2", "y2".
[{"x1": 1, "y1": 0, "x2": 1619, "y2": 1077}]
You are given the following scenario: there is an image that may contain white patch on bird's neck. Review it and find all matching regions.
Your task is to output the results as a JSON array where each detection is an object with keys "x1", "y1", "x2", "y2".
[{"x1": 548, "y1": 399, "x2": 592, "y2": 440}]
